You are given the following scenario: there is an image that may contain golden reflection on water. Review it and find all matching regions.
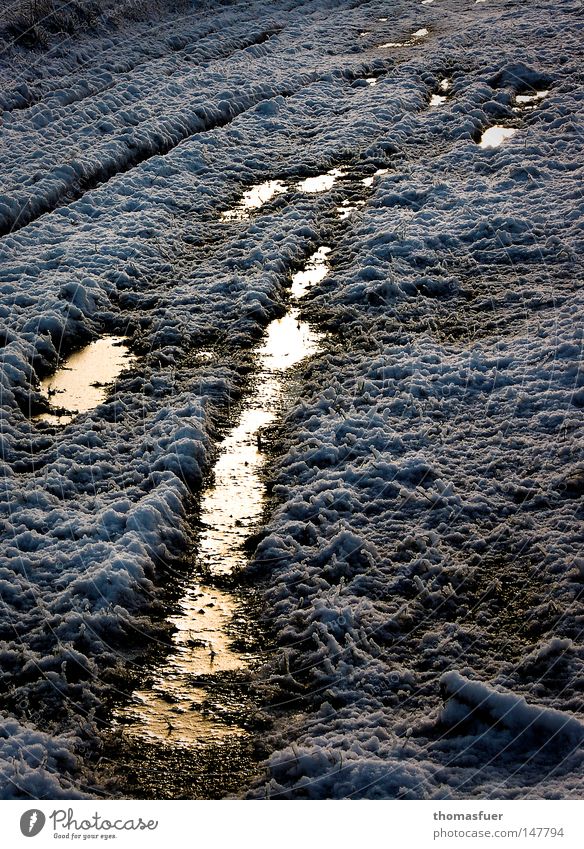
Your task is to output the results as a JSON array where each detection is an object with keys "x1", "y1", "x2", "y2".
[
  {"x1": 199, "y1": 309, "x2": 320, "y2": 576},
  {"x1": 120, "y1": 586, "x2": 249, "y2": 747},
  {"x1": 37, "y1": 336, "x2": 136, "y2": 425},
  {"x1": 117, "y1": 250, "x2": 328, "y2": 747},
  {"x1": 291, "y1": 247, "x2": 331, "y2": 297},
  {"x1": 430, "y1": 93, "x2": 447, "y2": 107}
]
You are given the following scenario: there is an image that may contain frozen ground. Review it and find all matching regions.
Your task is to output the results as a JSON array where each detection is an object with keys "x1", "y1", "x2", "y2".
[{"x1": 0, "y1": 0, "x2": 582, "y2": 798}]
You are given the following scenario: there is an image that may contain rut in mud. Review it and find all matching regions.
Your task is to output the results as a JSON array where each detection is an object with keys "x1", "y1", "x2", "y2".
[{"x1": 98, "y1": 246, "x2": 330, "y2": 797}]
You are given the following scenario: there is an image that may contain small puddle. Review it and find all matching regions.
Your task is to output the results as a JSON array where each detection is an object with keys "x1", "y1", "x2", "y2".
[
  {"x1": 290, "y1": 246, "x2": 331, "y2": 297},
  {"x1": 336, "y1": 199, "x2": 366, "y2": 220},
  {"x1": 430, "y1": 78, "x2": 451, "y2": 107},
  {"x1": 378, "y1": 27, "x2": 428, "y2": 48},
  {"x1": 36, "y1": 336, "x2": 136, "y2": 425},
  {"x1": 514, "y1": 89, "x2": 548, "y2": 111},
  {"x1": 362, "y1": 168, "x2": 388, "y2": 188},
  {"x1": 116, "y1": 248, "x2": 328, "y2": 759},
  {"x1": 296, "y1": 168, "x2": 347, "y2": 193},
  {"x1": 478, "y1": 126, "x2": 517, "y2": 149},
  {"x1": 366, "y1": 77, "x2": 378, "y2": 86},
  {"x1": 221, "y1": 179, "x2": 287, "y2": 220}
]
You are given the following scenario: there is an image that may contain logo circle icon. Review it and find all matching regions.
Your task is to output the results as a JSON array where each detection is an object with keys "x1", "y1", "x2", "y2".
[{"x1": 20, "y1": 810, "x2": 46, "y2": 837}]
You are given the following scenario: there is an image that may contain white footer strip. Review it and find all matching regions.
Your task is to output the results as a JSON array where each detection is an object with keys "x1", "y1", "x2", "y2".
[{"x1": 3, "y1": 800, "x2": 583, "y2": 848}]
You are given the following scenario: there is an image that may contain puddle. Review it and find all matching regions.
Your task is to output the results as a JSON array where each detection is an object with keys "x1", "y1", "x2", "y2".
[
  {"x1": 429, "y1": 79, "x2": 451, "y2": 107},
  {"x1": 291, "y1": 246, "x2": 331, "y2": 297},
  {"x1": 221, "y1": 179, "x2": 287, "y2": 220},
  {"x1": 362, "y1": 168, "x2": 388, "y2": 188},
  {"x1": 36, "y1": 336, "x2": 136, "y2": 425},
  {"x1": 514, "y1": 89, "x2": 548, "y2": 111},
  {"x1": 336, "y1": 200, "x2": 366, "y2": 220},
  {"x1": 366, "y1": 77, "x2": 378, "y2": 86},
  {"x1": 120, "y1": 587, "x2": 249, "y2": 747},
  {"x1": 296, "y1": 168, "x2": 347, "y2": 193},
  {"x1": 379, "y1": 28, "x2": 428, "y2": 48},
  {"x1": 117, "y1": 248, "x2": 328, "y2": 750},
  {"x1": 258, "y1": 311, "x2": 321, "y2": 370},
  {"x1": 478, "y1": 126, "x2": 518, "y2": 149},
  {"x1": 198, "y1": 312, "x2": 320, "y2": 578},
  {"x1": 430, "y1": 94, "x2": 447, "y2": 106},
  {"x1": 221, "y1": 169, "x2": 350, "y2": 219}
]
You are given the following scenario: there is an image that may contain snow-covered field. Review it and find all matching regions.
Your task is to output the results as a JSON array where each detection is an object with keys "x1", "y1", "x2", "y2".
[{"x1": 0, "y1": 0, "x2": 582, "y2": 799}]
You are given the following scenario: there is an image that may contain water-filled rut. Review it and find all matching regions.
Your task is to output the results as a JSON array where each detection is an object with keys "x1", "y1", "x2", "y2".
[{"x1": 109, "y1": 246, "x2": 331, "y2": 795}]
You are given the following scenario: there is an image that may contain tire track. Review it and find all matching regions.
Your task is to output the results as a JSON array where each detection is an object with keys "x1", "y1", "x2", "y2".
[
  {"x1": 0, "y1": 27, "x2": 282, "y2": 116},
  {"x1": 0, "y1": 62, "x2": 389, "y2": 239}
]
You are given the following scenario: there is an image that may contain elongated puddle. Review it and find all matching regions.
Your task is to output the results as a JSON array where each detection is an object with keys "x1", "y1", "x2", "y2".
[
  {"x1": 221, "y1": 180, "x2": 287, "y2": 220},
  {"x1": 514, "y1": 89, "x2": 548, "y2": 111},
  {"x1": 115, "y1": 248, "x2": 328, "y2": 770},
  {"x1": 221, "y1": 169, "x2": 347, "y2": 220},
  {"x1": 296, "y1": 168, "x2": 346, "y2": 193},
  {"x1": 36, "y1": 336, "x2": 136, "y2": 425},
  {"x1": 290, "y1": 246, "x2": 331, "y2": 296},
  {"x1": 197, "y1": 312, "x2": 320, "y2": 576},
  {"x1": 379, "y1": 27, "x2": 428, "y2": 48}
]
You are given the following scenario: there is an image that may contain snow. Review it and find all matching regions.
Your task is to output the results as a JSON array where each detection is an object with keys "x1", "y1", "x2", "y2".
[
  {"x1": 0, "y1": 717, "x2": 86, "y2": 800},
  {"x1": 0, "y1": 0, "x2": 581, "y2": 800},
  {"x1": 440, "y1": 672, "x2": 584, "y2": 747}
]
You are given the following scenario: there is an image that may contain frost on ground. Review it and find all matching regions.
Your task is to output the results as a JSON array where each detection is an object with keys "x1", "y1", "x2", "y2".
[{"x1": 0, "y1": 0, "x2": 582, "y2": 798}]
